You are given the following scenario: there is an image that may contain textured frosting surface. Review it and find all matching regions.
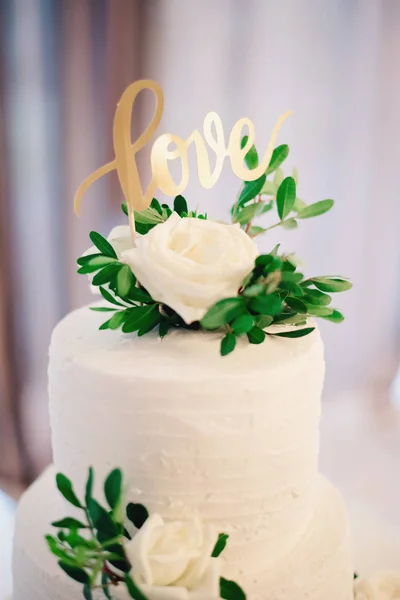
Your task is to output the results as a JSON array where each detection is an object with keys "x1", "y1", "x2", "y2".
[
  {"x1": 12, "y1": 466, "x2": 354, "y2": 600},
  {"x1": 49, "y1": 305, "x2": 324, "y2": 571}
]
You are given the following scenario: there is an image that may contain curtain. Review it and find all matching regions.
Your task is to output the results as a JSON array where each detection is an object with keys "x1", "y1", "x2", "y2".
[{"x1": 0, "y1": 0, "x2": 399, "y2": 481}]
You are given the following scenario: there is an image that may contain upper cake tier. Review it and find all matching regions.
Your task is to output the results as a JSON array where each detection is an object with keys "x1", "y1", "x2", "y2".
[{"x1": 48, "y1": 304, "x2": 324, "y2": 575}]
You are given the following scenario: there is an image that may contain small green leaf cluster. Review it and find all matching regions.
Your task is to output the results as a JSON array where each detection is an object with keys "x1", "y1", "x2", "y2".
[
  {"x1": 78, "y1": 230, "x2": 184, "y2": 336},
  {"x1": 121, "y1": 196, "x2": 207, "y2": 234},
  {"x1": 231, "y1": 137, "x2": 334, "y2": 236},
  {"x1": 46, "y1": 468, "x2": 149, "y2": 599},
  {"x1": 47, "y1": 469, "x2": 246, "y2": 599},
  {"x1": 201, "y1": 248, "x2": 352, "y2": 355}
]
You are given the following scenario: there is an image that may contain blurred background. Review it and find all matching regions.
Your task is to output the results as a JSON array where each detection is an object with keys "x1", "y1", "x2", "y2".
[{"x1": 0, "y1": 0, "x2": 400, "y2": 490}]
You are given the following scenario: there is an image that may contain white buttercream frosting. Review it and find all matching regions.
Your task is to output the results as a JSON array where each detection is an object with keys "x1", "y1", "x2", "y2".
[
  {"x1": 13, "y1": 467, "x2": 353, "y2": 600},
  {"x1": 12, "y1": 303, "x2": 355, "y2": 599},
  {"x1": 48, "y1": 305, "x2": 324, "y2": 574}
]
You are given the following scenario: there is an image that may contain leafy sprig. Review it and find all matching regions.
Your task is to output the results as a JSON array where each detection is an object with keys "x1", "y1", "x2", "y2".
[
  {"x1": 231, "y1": 137, "x2": 334, "y2": 237},
  {"x1": 200, "y1": 250, "x2": 351, "y2": 355},
  {"x1": 47, "y1": 469, "x2": 246, "y2": 600},
  {"x1": 47, "y1": 468, "x2": 149, "y2": 599},
  {"x1": 121, "y1": 196, "x2": 207, "y2": 234}
]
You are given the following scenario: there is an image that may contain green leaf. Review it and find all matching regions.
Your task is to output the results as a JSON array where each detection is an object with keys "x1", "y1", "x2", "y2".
[
  {"x1": 285, "y1": 297, "x2": 308, "y2": 313},
  {"x1": 234, "y1": 201, "x2": 264, "y2": 225},
  {"x1": 310, "y1": 277, "x2": 352, "y2": 293},
  {"x1": 77, "y1": 256, "x2": 118, "y2": 274},
  {"x1": 255, "y1": 254, "x2": 281, "y2": 271},
  {"x1": 101, "y1": 573, "x2": 112, "y2": 600},
  {"x1": 161, "y1": 204, "x2": 173, "y2": 219},
  {"x1": 87, "y1": 499, "x2": 120, "y2": 540},
  {"x1": 92, "y1": 263, "x2": 122, "y2": 286},
  {"x1": 89, "y1": 307, "x2": 117, "y2": 312},
  {"x1": 280, "y1": 272, "x2": 304, "y2": 284},
  {"x1": 261, "y1": 201, "x2": 273, "y2": 214},
  {"x1": 159, "y1": 319, "x2": 171, "y2": 338},
  {"x1": 280, "y1": 218, "x2": 297, "y2": 230},
  {"x1": 83, "y1": 583, "x2": 93, "y2": 600},
  {"x1": 231, "y1": 314, "x2": 254, "y2": 335},
  {"x1": 293, "y1": 197, "x2": 307, "y2": 211},
  {"x1": 221, "y1": 333, "x2": 237, "y2": 356},
  {"x1": 122, "y1": 305, "x2": 159, "y2": 334},
  {"x1": 273, "y1": 168, "x2": 284, "y2": 187},
  {"x1": 150, "y1": 198, "x2": 163, "y2": 215},
  {"x1": 276, "y1": 176, "x2": 296, "y2": 220},
  {"x1": 126, "y1": 502, "x2": 149, "y2": 529},
  {"x1": 201, "y1": 298, "x2": 246, "y2": 330},
  {"x1": 321, "y1": 309, "x2": 344, "y2": 323},
  {"x1": 173, "y1": 195, "x2": 188, "y2": 215},
  {"x1": 127, "y1": 287, "x2": 153, "y2": 304},
  {"x1": 303, "y1": 289, "x2": 332, "y2": 306},
  {"x1": 297, "y1": 199, "x2": 334, "y2": 219},
  {"x1": 134, "y1": 221, "x2": 154, "y2": 235},
  {"x1": 237, "y1": 175, "x2": 266, "y2": 207},
  {"x1": 56, "y1": 473, "x2": 82, "y2": 508},
  {"x1": 138, "y1": 306, "x2": 160, "y2": 336},
  {"x1": 266, "y1": 144, "x2": 289, "y2": 175},
  {"x1": 306, "y1": 305, "x2": 333, "y2": 317},
  {"x1": 260, "y1": 180, "x2": 277, "y2": 195},
  {"x1": 51, "y1": 517, "x2": 87, "y2": 529},
  {"x1": 134, "y1": 207, "x2": 164, "y2": 225},
  {"x1": 247, "y1": 326, "x2": 266, "y2": 344},
  {"x1": 104, "y1": 469, "x2": 122, "y2": 510},
  {"x1": 77, "y1": 253, "x2": 103, "y2": 266},
  {"x1": 241, "y1": 135, "x2": 259, "y2": 169},
  {"x1": 100, "y1": 310, "x2": 126, "y2": 331},
  {"x1": 58, "y1": 561, "x2": 89, "y2": 584},
  {"x1": 248, "y1": 226, "x2": 266, "y2": 238},
  {"x1": 292, "y1": 166, "x2": 299, "y2": 184},
  {"x1": 125, "y1": 574, "x2": 148, "y2": 600},
  {"x1": 99, "y1": 286, "x2": 125, "y2": 307},
  {"x1": 105, "y1": 543, "x2": 130, "y2": 572},
  {"x1": 269, "y1": 327, "x2": 315, "y2": 338},
  {"x1": 255, "y1": 315, "x2": 273, "y2": 329},
  {"x1": 220, "y1": 577, "x2": 246, "y2": 600},
  {"x1": 242, "y1": 284, "x2": 265, "y2": 298},
  {"x1": 121, "y1": 202, "x2": 129, "y2": 216},
  {"x1": 89, "y1": 231, "x2": 118, "y2": 259},
  {"x1": 212, "y1": 533, "x2": 229, "y2": 558},
  {"x1": 251, "y1": 294, "x2": 283, "y2": 316},
  {"x1": 46, "y1": 535, "x2": 76, "y2": 562},
  {"x1": 85, "y1": 467, "x2": 93, "y2": 507},
  {"x1": 116, "y1": 265, "x2": 135, "y2": 297}
]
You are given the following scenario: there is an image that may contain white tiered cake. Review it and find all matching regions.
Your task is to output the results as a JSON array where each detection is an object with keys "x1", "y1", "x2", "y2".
[{"x1": 12, "y1": 305, "x2": 354, "y2": 600}]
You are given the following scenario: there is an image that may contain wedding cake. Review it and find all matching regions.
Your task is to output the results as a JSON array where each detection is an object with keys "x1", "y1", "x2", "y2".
[{"x1": 12, "y1": 80, "x2": 354, "y2": 600}]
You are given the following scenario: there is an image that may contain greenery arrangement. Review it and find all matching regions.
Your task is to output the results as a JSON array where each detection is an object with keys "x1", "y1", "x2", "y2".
[
  {"x1": 46, "y1": 468, "x2": 245, "y2": 600},
  {"x1": 77, "y1": 138, "x2": 352, "y2": 356}
]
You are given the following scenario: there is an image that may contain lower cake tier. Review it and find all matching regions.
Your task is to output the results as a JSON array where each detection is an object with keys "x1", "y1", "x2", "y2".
[{"x1": 13, "y1": 466, "x2": 354, "y2": 600}]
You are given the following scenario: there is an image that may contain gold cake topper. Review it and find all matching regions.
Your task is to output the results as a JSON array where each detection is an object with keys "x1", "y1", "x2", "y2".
[{"x1": 74, "y1": 79, "x2": 292, "y2": 236}]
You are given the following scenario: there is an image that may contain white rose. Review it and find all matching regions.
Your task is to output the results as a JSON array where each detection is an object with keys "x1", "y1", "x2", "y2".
[
  {"x1": 123, "y1": 513, "x2": 221, "y2": 600},
  {"x1": 121, "y1": 213, "x2": 258, "y2": 324},
  {"x1": 354, "y1": 572, "x2": 400, "y2": 600}
]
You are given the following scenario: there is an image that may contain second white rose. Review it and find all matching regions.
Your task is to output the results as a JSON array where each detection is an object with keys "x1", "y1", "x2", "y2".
[{"x1": 122, "y1": 213, "x2": 258, "y2": 324}]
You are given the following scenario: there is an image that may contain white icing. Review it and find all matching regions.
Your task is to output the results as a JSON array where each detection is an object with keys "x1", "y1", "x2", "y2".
[
  {"x1": 12, "y1": 467, "x2": 353, "y2": 600},
  {"x1": 12, "y1": 303, "x2": 354, "y2": 599},
  {"x1": 48, "y1": 305, "x2": 324, "y2": 571}
]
